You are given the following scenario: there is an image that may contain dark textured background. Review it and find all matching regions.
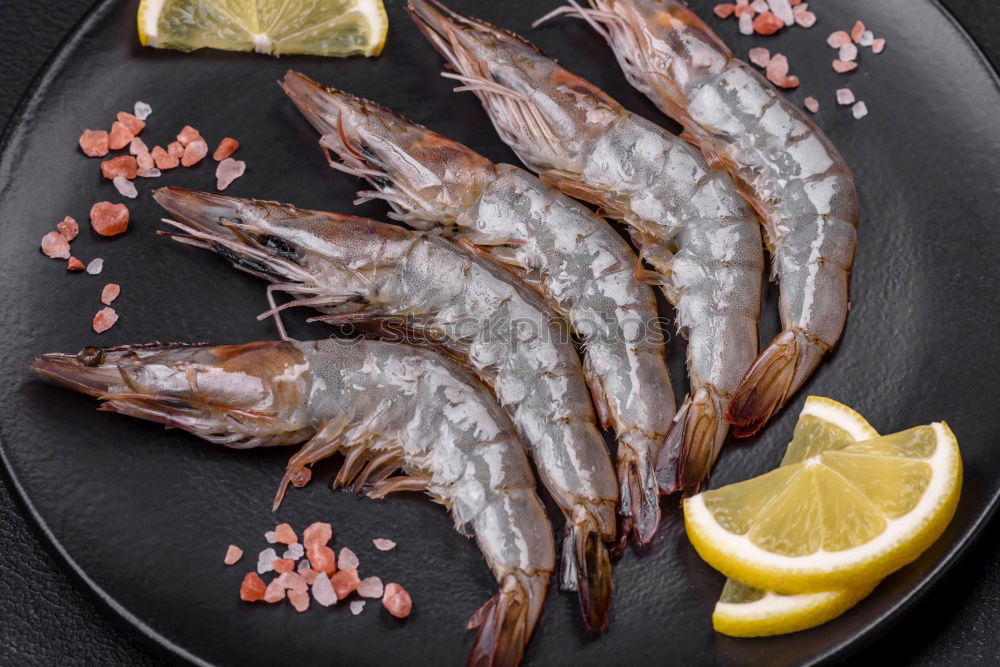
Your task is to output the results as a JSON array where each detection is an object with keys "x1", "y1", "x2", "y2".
[{"x1": 0, "y1": 1, "x2": 997, "y2": 664}]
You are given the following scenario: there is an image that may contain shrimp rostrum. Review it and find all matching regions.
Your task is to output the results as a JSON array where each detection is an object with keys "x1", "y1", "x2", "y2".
[
  {"x1": 31, "y1": 339, "x2": 554, "y2": 666},
  {"x1": 281, "y1": 69, "x2": 676, "y2": 549},
  {"x1": 556, "y1": 0, "x2": 858, "y2": 436},
  {"x1": 153, "y1": 187, "x2": 617, "y2": 632},
  {"x1": 406, "y1": 0, "x2": 764, "y2": 493}
]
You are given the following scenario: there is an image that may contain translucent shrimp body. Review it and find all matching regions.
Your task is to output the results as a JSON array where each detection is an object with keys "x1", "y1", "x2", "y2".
[
  {"x1": 571, "y1": 0, "x2": 858, "y2": 436},
  {"x1": 152, "y1": 187, "x2": 617, "y2": 632},
  {"x1": 281, "y1": 71, "x2": 675, "y2": 548},
  {"x1": 407, "y1": 0, "x2": 763, "y2": 492},
  {"x1": 30, "y1": 339, "x2": 553, "y2": 666}
]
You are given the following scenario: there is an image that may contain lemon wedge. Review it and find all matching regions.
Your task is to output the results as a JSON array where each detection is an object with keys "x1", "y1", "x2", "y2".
[
  {"x1": 685, "y1": 401, "x2": 962, "y2": 593},
  {"x1": 138, "y1": 0, "x2": 388, "y2": 57},
  {"x1": 712, "y1": 397, "x2": 880, "y2": 637}
]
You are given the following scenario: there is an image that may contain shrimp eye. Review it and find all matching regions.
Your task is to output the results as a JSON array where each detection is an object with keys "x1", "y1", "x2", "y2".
[
  {"x1": 264, "y1": 235, "x2": 298, "y2": 260},
  {"x1": 78, "y1": 346, "x2": 105, "y2": 367}
]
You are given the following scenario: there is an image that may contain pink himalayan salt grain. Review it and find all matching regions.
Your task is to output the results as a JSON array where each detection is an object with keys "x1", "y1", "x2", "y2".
[
  {"x1": 177, "y1": 125, "x2": 201, "y2": 146},
  {"x1": 89, "y1": 202, "x2": 129, "y2": 236},
  {"x1": 331, "y1": 569, "x2": 361, "y2": 599},
  {"x1": 264, "y1": 530, "x2": 277, "y2": 543},
  {"x1": 382, "y1": 583, "x2": 412, "y2": 619},
  {"x1": 116, "y1": 111, "x2": 145, "y2": 135},
  {"x1": 357, "y1": 576, "x2": 384, "y2": 599},
  {"x1": 839, "y1": 43, "x2": 858, "y2": 62},
  {"x1": 750, "y1": 0, "x2": 768, "y2": 13},
  {"x1": 101, "y1": 155, "x2": 138, "y2": 181},
  {"x1": 101, "y1": 283, "x2": 120, "y2": 305},
  {"x1": 299, "y1": 564, "x2": 319, "y2": 586},
  {"x1": 789, "y1": 0, "x2": 801, "y2": 5},
  {"x1": 836, "y1": 88, "x2": 856, "y2": 105},
  {"x1": 276, "y1": 571, "x2": 308, "y2": 594},
  {"x1": 283, "y1": 543, "x2": 305, "y2": 560},
  {"x1": 224, "y1": 545, "x2": 243, "y2": 565},
  {"x1": 303, "y1": 522, "x2": 333, "y2": 546},
  {"x1": 851, "y1": 20, "x2": 865, "y2": 44},
  {"x1": 793, "y1": 5, "x2": 815, "y2": 28},
  {"x1": 765, "y1": 53, "x2": 789, "y2": 85},
  {"x1": 137, "y1": 167, "x2": 161, "y2": 178},
  {"x1": 150, "y1": 146, "x2": 179, "y2": 170},
  {"x1": 767, "y1": 0, "x2": 794, "y2": 26},
  {"x1": 338, "y1": 547, "x2": 359, "y2": 570},
  {"x1": 273, "y1": 558, "x2": 295, "y2": 574},
  {"x1": 257, "y1": 547, "x2": 278, "y2": 574},
  {"x1": 827, "y1": 30, "x2": 851, "y2": 48},
  {"x1": 738, "y1": 12, "x2": 753, "y2": 35},
  {"x1": 216, "y1": 158, "x2": 246, "y2": 191},
  {"x1": 129, "y1": 137, "x2": 148, "y2": 155},
  {"x1": 748, "y1": 47, "x2": 771, "y2": 68},
  {"x1": 753, "y1": 11, "x2": 783, "y2": 35},
  {"x1": 803, "y1": 96, "x2": 819, "y2": 113},
  {"x1": 67, "y1": 257, "x2": 85, "y2": 271},
  {"x1": 734, "y1": 0, "x2": 752, "y2": 18},
  {"x1": 373, "y1": 538, "x2": 396, "y2": 552},
  {"x1": 137, "y1": 152, "x2": 155, "y2": 170},
  {"x1": 852, "y1": 101, "x2": 868, "y2": 119},
  {"x1": 273, "y1": 523, "x2": 298, "y2": 544},
  {"x1": 112, "y1": 176, "x2": 138, "y2": 199},
  {"x1": 872, "y1": 38, "x2": 886, "y2": 54},
  {"x1": 312, "y1": 572, "x2": 337, "y2": 606},
  {"x1": 833, "y1": 59, "x2": 859, "y2": 73},
  {"x1": 240, "y1": 572, "x2": 266, "y2": 602},
  {"x1": 713, "y1": 4, "x2": 735, "y2": 19},
  {"x1": 79, "y1": 130, "x2": 109, "y2": 157},
  {"x1": 108, "y1": 121, "x2": 134, "y2": 151},
  {"x1": 214, "y1": 137, "x2": 240, "y2": 161},
  {"x1": 58, "y1": 216, "x2": 79, "y2": 241},
  {"x1": 41, "y1": 231, "x2": 71, "y2": 259},
  {"x1": 350, "y1": 600, "x2": 366, "y2": 616},
  {"x1": 307, "y1": 545, "x2": 336, "y2": 575},
  {"x1": 168, "y1": 141, "x2": 184, "y2": 158},
  {"x1": 133, "y1": 101, "x2": 152, "y2": 121},
  {"x1": 288, "y1": 589, "x2": 310, "y2": 613},
  {"x1": 92, "y1": 307, "x2": 118, "y2": 334},
  {"x1": 263, "y1": 579, "x2": 286, "y2": 603},
  {"x1": 86, "y1": 258, "x2": 103, "y2": 275},
  {"x1": 859, "y1": 30, "x2": 874, "y2": 47},
  {"x1": 182, "y1": 139, "x2": 208, "y2": 167},
  {"x1": 778, "y1": 75, "x2": 799, "y2": 89}
]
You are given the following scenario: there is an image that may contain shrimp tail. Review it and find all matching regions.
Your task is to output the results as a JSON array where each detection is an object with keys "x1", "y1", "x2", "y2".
[
  {"x1": 467, "y1": 572, "x2": 548, "y2": 667},
  {"x1": 614, "y1": 443, "x2": 661, "y2": 549},
  {"x1": 559, "y1": 509, "x2": 611, "y2": 633},
  {"x1": 725, "y1": 329, "x2": 828, "y2": 437},
  {"x1": 657, "y1": 386, "x2": 729, "y2": 493}
]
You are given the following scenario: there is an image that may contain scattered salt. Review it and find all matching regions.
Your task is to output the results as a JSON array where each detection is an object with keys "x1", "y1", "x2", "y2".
[
  {"x1": 373, "y1": 538, "x2": 396, "y2": 552},
  {"x1": 339, "y1": 547, "x2": 360, "y2": 570},
  {"x1": 839, "y1": 43, "x2": 858, "y2": 62},
  {"x1": 358, "y1": 576, "x2": 384, "y2": 599},
  {"x1": 836, "y1": 88, "x2": 856, "y2": 105},
  {"x1": 129, "y1": 137, "x2": 148, "y2": 155},
  {"x1": 273, "y1": 522, "x2": 298, "y2": 544},
  {"x1": 859, "y1": 30, "x2": 874, "y2": 47},
  {"x1": 257, "y1": 547, "x2": 278, "y2": 574},
  {"x1": 803, "y1": 96, "x2": 819, "y2": 113},
  {"x1": 58, "y1": 216, "x2": 79, "y2": 241},
  {"x1": 851, "y1": 101, "x2": 868, "y2": 119},
  {"x1": 216, "y1": 158, "x2": 246, "y2": 191},
  {"x1": 137, "y1": 167, "x2": 161, "y2": 178},
  {"x1": 381, "y1": 583, "x2": 412, "y2": 619},
  {"x1": 312, "y1": 572, "x2": 338, "y2": 607},
  {"x1": 851, "y1": 20, "x2": 865, "y2": 44},
  {"x1": 86, "y1": 258, "x2": 104, "y2": 275},
  {"x1": 240, "y1": 572, "x2": 266, "y2": 602},
  {"x1": 263, "y1": 579, "x2": 286, "y2": 603},
  {"x1": 767, "y1": 0, "x2": 794, "y2": 26},
  {"x1": 283, "y1": 543, "x2": 305, "y2": 560},
  {"x1": 752, "y1": 11, "x2": 783, "y2": 35},
  {"x1": 331, "y1": 569, "x2": 361, "y2": 599},
  {"x1": 181, "y1": 139, "x2": 208, "y2": 167},
  {"x1": 265, "y1": 530, "x2": 277, "y2": 544},
  {"x1": 41, "y1": 232, "x2": 70, "y2": 260},
  {"x1": 101, "y1": 283, "x2": 121, "y2": 305},
  {"x1": 350, "y1": 600, "x2": 365, "y2": 616},
  {"x1": 739, "y1": 12, "x2": 753, "y2": 35},
  {"x1": 133, "y1": 101, "x2": 152, "y2": 120},
  {"x1": 713, "y1": 4, "x2": 735, "y2": 19},
  {"x1": 793, "y1": 9, "x2": 815, "y2": 28},
  {"x1": 833, "y1": 59, "x2": 858, "y2": 73},
  {"x1": 224, "y1": 545, "x2": 243, "y2": 565},
  {"x1": 92, "y1": 307, "x2": 118, "y2": 334},
  {"x1": 750, "y1": 0, "x2": 768, "y2": 12},
  {"x1": 827, "y1": 31, "x2": 851, "y2": 48},
  {"x1": 748, "y1": 47, "x2": 771, "y2": 68},
  {"x1": 288, "y1": 589, "x2": 310, "y2": 613},
  {"x1": 303, "y1": 522, "x2": 333, "y2": 545},
  {"x1": 872, "y1": 38, "x2": 886, "y2": 54},
  {"x1": 112, "y1": 176, "x2": 138, "y2": 199}
]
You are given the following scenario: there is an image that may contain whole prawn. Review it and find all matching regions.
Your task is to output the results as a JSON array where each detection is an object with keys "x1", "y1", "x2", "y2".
[
  {"x1": 281, "y1": 70, "x2": 676, "y2": 549},
  {"x1": 31, "y1": 339, "x2": 554, "y2": 666},
  {"x1": 407, "y1": 0, "x2": 764, "y2": 492},
  {"x1": 153, "y1": 187, "x2": 617, "y2": 632},
  {"x1": 555, "y1": 0, "x2": 858, "y2": 435}
]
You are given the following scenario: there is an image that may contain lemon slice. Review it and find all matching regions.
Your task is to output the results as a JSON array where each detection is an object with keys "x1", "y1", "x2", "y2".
[
  {"x1": 712, "y1": 397, "x2": 880, "y2": 636},
  {"x1": 138, "y1": 0, "x2": 388, "y2": 57},
  {"x1": 685, "y1": 402, "x2": 962, "y2": 593}
]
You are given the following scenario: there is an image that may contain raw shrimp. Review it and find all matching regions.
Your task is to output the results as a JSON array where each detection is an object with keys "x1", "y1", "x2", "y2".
[
  {"x1": 407, "y1": 0, "x2": 763, "y2": 492},
  {"x1": 281, "y1": 70, "x2": 675, "y2": 548},
  {"x1": 556, "y1": 0, "x2": 858, "y2": 435},
  {"x1": 31, "y1": 339, "x2": 554, "y2": 665},
  {"x1": 153, "y1": 187, "x2": 617, "y2": 631}
]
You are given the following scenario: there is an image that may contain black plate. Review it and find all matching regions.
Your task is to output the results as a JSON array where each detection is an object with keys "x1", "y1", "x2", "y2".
[{"x1": 2, "y1": 0, "x2": 1000, "y2": 664}]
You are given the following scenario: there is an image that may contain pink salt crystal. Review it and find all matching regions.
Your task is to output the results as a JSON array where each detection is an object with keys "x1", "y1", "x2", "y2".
[
  {"x1": 108, "y1": 121, "x2": 134, "y2": 151},
  {"x1": 851, "y1": 20, "x2": 865, "y2": 44},
  {"x1": 338, "y1": 547, "x2": 359, "y2": 570},
  {"x1": 216, "y1": 158, "x2": 246, "y2": 191},
  {"x1": 767, "y1": 0, "x2": 794, "y2": 26},
  {"x1": 288, "y1": 589, "x2": 310, "y2": 613},
  {"x1": 129, "y1": 137, "x2": 148, "y2": 155},
  {"x1": 794, "y1": 10, "x2": 816, "y2": 28},
  {"x1": 79, "y1": 130, "x2": 109, "y2": 157},
  {"x1": 177, "y1": 125, "x2": 201, "y2": 146},
  {"x1": 133, "y1": 101, "x2": 152, "y2": 121},
  {"x1": 58, "y1": 216, "x2": 79, "y2": 241},
  {"x1": 357, "y1": 576, "x2": 384, "y2": 599},
  {"x1": 311, "y1": 572, "x2": 337, "y2": 607},
  {"x1": 240, "y1": 572, "x2": 266, "y2": 602},
  {"x1": 273, "y1": 558, "x2": 295, "y2": 574},
  {"x1": 350, "y1": 600, "x2": 366, "y2": 616},
  {"x1": 101, "y1": 283, "x2": 121, "y2": 305},
  {"x1": 263, "y1": 580, "x2": 286, "y2": 603},
  {"x1": 373, "y1": 538, "x2": 396, "y2": 552},
  {"x1": 803, "y1": 96, "x2": 819, "y2": 113},
  {"x1": 765, "y1": 53, "x2": 789, "y2": 86},
  {"x1": 833, "y1": 59, "x2": 858, "y2": 73},
  {"x1": 779, "y1": 75, "x2": 799, "y2": 89},
  {"x1": 92, "y1": 307, "x2": 118, "y2": 334},
  {"x1": 738, "y1": 12, "x2": 753, "y2": 35},
  {"x1": 872, "y1": 38, "x2": 886, "y2": 54},
  {"x1": 41, "y1": 231, "x2": 71, "y2": 259},
  {"x1": 308, "y1": 545, "x2": 337, "y2": 575},
  {"x1": 734, "y1": 0, "x2": 752, "y2": 17},
  {"x1": 257, "y1": 547, "x2": 278, "y2": 574},
  {"x1": 167, "y1": 141, "x2": 185, "y2": 158},
  {"x1": 789, "y1": 0, "x2": 801, "y2": 5},
  {"x1": 213, "y1": 137, "x2": 240, "y2": 161},
  {"x1": 851, "y1": 101, "x2": 868, "y2": 119},
  {"x1": 299, "y1": 564, "x2": 319, "y2": 586},
  {"x1": 136, "y1": 151, "x2": 154, "y2": 170},
  {"x1": 224, "y1": 545, "x2": 243, "y2": 565},
  {"x1": 283, "y1": 543, "x2": 305, "y2": 560},
  {"x1": 137, "y1": 167, "x2": 161, "y2": 178},
  {"x1": 750, "y1": 0, "x2": 768, "y2": 12},
  {"x1": 382, "y1": 583, "x2": 412, "y2": 619},
  {"x1": 276, "y1": 571, "x2": 308, "y2": 594},
  {"x1": 713, "y1": 4, "x2": 735, "y2": 19},
  {"x1": 273, "y1": 523, "x2": 298, "y2": 544},
  {"x1": 839, "y1": 43, "x2": 858, "y2": 62},
  {"x1": 112, "y1": 176, "x2": 138, "y2": 199},
  {"x1": 182, "y1": 139, "x2": 208, "y2": 167},
  {"x1": 67, "y1": 257, "x2": 85, "y2": 271},
  {"x1": 748, "y1": 47, "x2": 771, "y2": 68},
  {"x1": 86, "y1": 258, "x2": 104, "y2": 275},
  {"x1": 89, "y1": 202, "x2": 129, "y2": 236},
  {"x1": 836, "y1": 88, "x2": 856, "y2": 105},
  {"x1": 116, "y1": 111, "x2": 146, "y2": 135},
  {"x1": 753, "y1": 11, "x2": 783, "y2": 35},
  {"x1": 331, "y1": 569, "x2": 361, "y2": 599},
  {"x1": 101, "y1": 155, "x2": 138, "y2": 181},
  {"x1": 265, "y1": 530, "x2": 277, "y2": 543},
  {"x1": 827, "y1": 30, "x2": 851, "y2": 48},
  {"x1": 303, "y1": 522, "x2": 333, "y2": 546},
  {"x1": 859, "y1": 30, "x2": 874, "y2": 47},
  {"x1": 151, "y1": 146, "x2": 179, "y2": 170}
]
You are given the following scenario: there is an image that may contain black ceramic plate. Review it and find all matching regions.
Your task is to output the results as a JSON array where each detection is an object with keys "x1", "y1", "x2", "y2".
[{"x1": 2, "y1": 0, "x2": 999, "y2": 664}]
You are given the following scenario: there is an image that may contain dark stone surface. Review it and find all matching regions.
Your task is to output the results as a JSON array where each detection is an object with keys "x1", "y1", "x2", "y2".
[{"x1": 0, "y1": 1, "x2": 996, "y2": 664}]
